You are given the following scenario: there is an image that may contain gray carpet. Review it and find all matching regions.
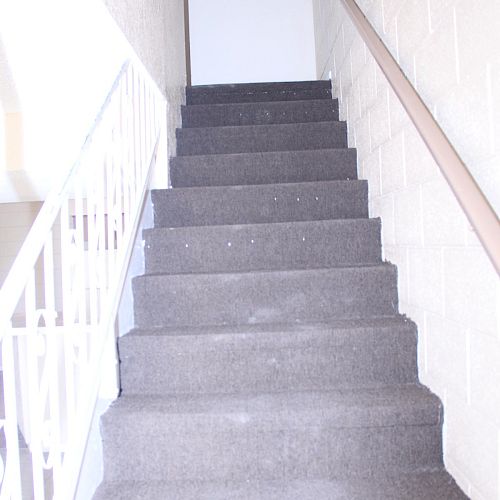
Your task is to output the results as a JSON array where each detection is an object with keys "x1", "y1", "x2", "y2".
[{"x1": 95, "y1": 80, "x2": 468, "y2": 499}]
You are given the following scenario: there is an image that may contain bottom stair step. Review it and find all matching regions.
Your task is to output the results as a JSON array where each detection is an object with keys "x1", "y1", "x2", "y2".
[
  {"x1": 94, "y1": 471, "x2": 467, "y2": 499},
  {"x1": 101, "y1": 385, "x2": 443, "y2": 483}
]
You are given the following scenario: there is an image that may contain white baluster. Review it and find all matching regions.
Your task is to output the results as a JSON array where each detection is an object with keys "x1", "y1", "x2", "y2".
[
  {"x1": 2, "y1": 332, "x2": 22, "y2": 499},
  {"x1": 0, "y1": 60, "x2": 166, "y2": 500}
]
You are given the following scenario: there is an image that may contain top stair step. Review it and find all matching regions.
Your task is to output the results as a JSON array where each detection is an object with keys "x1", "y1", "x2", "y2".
[
  {"x1": 187, "y1": 81, "x2": 332, "y2": 105},
  {"x1": 181, "y1": 99, "x2": 339, "y2": 128}
]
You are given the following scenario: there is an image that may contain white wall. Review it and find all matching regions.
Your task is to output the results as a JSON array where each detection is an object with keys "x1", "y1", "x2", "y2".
[
  {"x1": 0, "y1": 0, "x2": 186, "y2": 203},
  {"x1": 189, "y1": 0, "x2": 317, "y2": 85},
  {"x1": 313, "y1": 1, "x2": 500, "y2": 499},
  {"x1": 0, "y1": 1, "x2": 128, "y2": 202}
]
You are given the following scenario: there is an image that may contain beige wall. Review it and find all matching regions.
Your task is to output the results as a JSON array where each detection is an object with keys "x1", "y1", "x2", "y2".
[
  {"x1": 4, "y1": 112, "x2": 23, "y2": 170},
  {"x1": 0, "y1": 35, "x2": 23, "y2": 172},
  {"x1": 313, "y1": 1, "x2": 500, "y2": 499},
  {"x1": 0, "y1": 201, "x2": 41, "y2": 287},
  {"x1": 102, "y1": 0, "x2": 187, "y2": 161}
]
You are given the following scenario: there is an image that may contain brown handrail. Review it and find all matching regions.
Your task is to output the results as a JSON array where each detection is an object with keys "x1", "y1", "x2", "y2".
[
  {"x1": 340, "y1": 0, "x2": 500, "y2": 275},
  {"x1": 184, "y1": 0, "x2": 192, "y2": 87}
]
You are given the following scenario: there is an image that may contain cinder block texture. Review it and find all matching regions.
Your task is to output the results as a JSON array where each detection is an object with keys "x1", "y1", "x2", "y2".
[
  {"x1": 313, "y1": 0, "x2": 498, "y2": 497},
  {"x1": 98, "y1": 80, "x2": 466, "y2": 499}
]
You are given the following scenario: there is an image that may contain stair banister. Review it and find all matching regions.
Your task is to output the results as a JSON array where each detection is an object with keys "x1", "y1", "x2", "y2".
[
  {"x1": 340, "y1": 0, "x2": 500, "y2": 275},
  {"x1": 0, "y1": 57, "x2": 166, "y2": 499}
]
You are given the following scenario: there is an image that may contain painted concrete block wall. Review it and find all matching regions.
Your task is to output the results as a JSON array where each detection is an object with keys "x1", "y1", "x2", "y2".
[
  {"x1": 313, "y1": 1, "x2": 500, "y2": 499},
  {"x1": 103, "y1": 0, "x2": 187, "y2": 167},
  {"x1": 188, "y1": 0, "x2": 317, "y2": 85}
]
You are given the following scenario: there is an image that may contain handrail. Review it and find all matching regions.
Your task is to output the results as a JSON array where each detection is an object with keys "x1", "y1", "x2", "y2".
[
  {"x1": 340, "y1": 0, "x2": 500, "y2": 275},
  {"x1": 184, "y1": 0, "x2": 192, "y2": 87},
  {"x1": 0, "y1": 56, "x2": 167, "y2": 499}
]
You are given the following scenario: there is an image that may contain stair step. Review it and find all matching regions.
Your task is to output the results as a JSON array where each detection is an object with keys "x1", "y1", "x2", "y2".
[
  {"x1": 144, "y1": 218, "x2": 381, "y2": 274},
  {"x1": 181, "y1": 99, "x2": 339, "y2": 128},
  {"x1": 186, "y1": 81, "x2": 332, "y2": 105},
  {"x1": 100, "y1": 385, "x2": 442, "y2": 482},
  {"x1": 176, "y1": 122, "x2": 347, "y2": 156},
  {"x1": 95, "y1": 471, "x2": 467, "y2": 500},
  {"x1": 98, "y1": 77, "x2": 459, "y2": 498},
  {"x1": 152, "y1": 181, "x2": 368, "y2": 228},
  {"x1": 170, "y1": 149, "x2": 357, "y2": 187},
  {"x1": 120, "y1": 318, "x2": 417, "y2": 395},
  {"x1": 133, "y1": 265, "x2": 398, "y2": 328}
]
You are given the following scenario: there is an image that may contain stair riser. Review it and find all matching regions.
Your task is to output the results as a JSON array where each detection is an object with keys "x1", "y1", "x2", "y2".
[
  {"x1": 181, "y1": 100, "x2": 339, "y2": 128},
  {"x1": 187, "y1": 88, "x2": 332, "y2": 105},
  {"x1": 176, "y1": 122, "x2": 347, "y2": 156},
  {"x1": 102, "y1": 420, "x2": 442, "y2": 482},
  {"x1": 133, "y1": 266, "x2": 399, "y2": 328},
  {"x1": 170, "y1": 149, "x2": 357, "y2": 187},
  {"x1": 120, "y1": 326, "x2": 418, "y2": 394},
  {"x1": 152, "y1": 181, "x2": 368, "y2": 228},
  {"x1": 187, "y1": 81, "x2": 331, "y2": 94},
  {"x1": 95, "y1": 473, "x2": 468, "y2": 500},
  {"x1": 144, "y1": 219, "x2": 381, "y2": 274}
]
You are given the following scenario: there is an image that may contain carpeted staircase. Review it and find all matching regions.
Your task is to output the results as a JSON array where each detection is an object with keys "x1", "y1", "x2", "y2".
[{"x1": 94, "y1": 81, "x2": 467, "y2": 499}]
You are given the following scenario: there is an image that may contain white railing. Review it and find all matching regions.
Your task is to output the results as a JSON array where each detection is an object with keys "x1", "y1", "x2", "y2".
[{"x1": 0, "y1": 59, "x2": 166, "y2": 499}]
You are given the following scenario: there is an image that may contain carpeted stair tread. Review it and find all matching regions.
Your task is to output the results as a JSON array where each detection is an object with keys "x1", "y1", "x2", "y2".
[
  {"x1": 176, "y1": 121, "x2": 347, "y2": 156},
  {"x1": 170, "y1": 148, "x2": 357, "y2": 187},
  {"x1": 181, "y1": 98, "x2": 339, "y2": 127},
  {"x1": 143, "y1": 218, "x2": 382, "y2": 274},
  {"x1": 120, "y1": 317, "x2": 418, "y2": 394},
  {"x1": 186, "y1": 81, "x2": 332, "y2": 105},
  {"x1": 99, "y1": 385, "x2": 443, "y2": 483},
  {"x1": 102, "y1": 384, "x2": 440, "y2": 420},
  {"x1": 94, "y1": 471, "x2": 467, "y2": 500},
  {"x1": 96, "y1": 78, "x2": 466, "y2": 499},
  {"x1": 152, "y1": 180, "x2": 368, "y2": 227},
  {"x1": 133, "y1": 264, "x2": 399, "y2": 328},
  {"x1": 125, "y1": 316, "x2": 415, "y2": 337}
]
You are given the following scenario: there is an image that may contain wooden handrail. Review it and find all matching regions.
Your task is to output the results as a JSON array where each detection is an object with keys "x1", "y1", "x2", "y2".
[
  {"x1": 184, "y1": 0, "x2": 192, "y2": 87},
  {"x1": 341, "y1": 0, "x2": 500, "y2": 275}
]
